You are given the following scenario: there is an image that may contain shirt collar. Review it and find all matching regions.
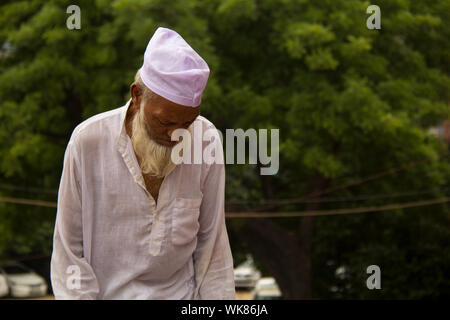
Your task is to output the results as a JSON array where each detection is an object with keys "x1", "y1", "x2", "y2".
[{"x1": 116, "y1": 98, "x2": 132, "y2": 153}]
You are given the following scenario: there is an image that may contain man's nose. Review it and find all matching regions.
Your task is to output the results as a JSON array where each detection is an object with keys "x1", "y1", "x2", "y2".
[
  {"x1": 167, "y1": 127, "x2": 176, "y2": 140},
  {"x1": 167, "y1": 125, "x2": 188, "y2": 141}
]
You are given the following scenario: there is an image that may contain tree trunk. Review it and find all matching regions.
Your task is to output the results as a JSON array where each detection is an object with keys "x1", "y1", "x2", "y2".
[
  {"x1": 234, "y1": 174, "x2": 330, "y2": 299},
  {"x1": 64, "y1": 89, "x2": 83, "y2": 141},
  {"x1": 296, "y1": 174, "x2": 330, "y2": 298},
  {"x1": 235, "y1": 218, "x2": 306, "y2": 299}
]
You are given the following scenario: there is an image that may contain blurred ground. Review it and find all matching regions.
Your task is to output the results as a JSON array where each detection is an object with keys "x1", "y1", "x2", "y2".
[
  {"x1": 2, "y1": 290, "x2": 254, "y2": 300},
  {"x1": 2, "y1": 295, "x2": 54, "y2": 300},
  {"x1": 236, "y1": 289, "x2": 255, "y2": 300}
]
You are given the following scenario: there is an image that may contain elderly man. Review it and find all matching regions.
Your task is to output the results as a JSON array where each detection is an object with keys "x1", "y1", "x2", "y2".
[{"x1": 50, "y1": 27, "x2": 235, "y2": 299}]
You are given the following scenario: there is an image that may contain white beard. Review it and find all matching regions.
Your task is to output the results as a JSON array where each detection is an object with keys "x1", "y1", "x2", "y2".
[{"x1": 130, "y1": 104, "x2": 176, "y2": 178}]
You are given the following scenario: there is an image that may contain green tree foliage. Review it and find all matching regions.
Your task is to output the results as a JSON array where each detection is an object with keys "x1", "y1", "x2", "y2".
[{"x1": 0, "y1": 0, "x2": 449, "y2": 298}]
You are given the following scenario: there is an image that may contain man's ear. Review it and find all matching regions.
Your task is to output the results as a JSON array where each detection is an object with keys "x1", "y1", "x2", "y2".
[{"x1": 130, "y1": 83, "x2": 142, "y2": 108}]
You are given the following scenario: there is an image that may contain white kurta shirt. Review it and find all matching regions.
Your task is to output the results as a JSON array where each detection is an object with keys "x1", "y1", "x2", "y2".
[{"x1": 50, "y1": 100, "x2": 235, "y2": 299}]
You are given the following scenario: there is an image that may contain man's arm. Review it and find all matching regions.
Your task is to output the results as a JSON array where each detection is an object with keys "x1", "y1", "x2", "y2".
[
  {"x1": 50, "y1": 140, "x2": 100, "y2": 299},
  {"x1": 193, "y1": 134, "x2": 236, "y2": 300}
]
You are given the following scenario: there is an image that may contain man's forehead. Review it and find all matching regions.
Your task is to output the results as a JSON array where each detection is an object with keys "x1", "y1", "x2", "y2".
[{"x1": 151, "y1": 102, "x2": 200, "y2": 121}]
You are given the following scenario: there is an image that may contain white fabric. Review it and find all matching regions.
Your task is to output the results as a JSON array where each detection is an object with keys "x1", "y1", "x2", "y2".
[
  {"x1": 141, "y1": 27, "x2": 210, "y2": 107},
  {"x1": 50, "y1": 100, "x2": 235, "y2": 300}
]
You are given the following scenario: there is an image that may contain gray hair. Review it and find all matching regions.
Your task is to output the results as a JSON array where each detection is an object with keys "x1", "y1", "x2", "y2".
[{"x1": 134, "y1": 69, "x2": 157, "y2": 102}]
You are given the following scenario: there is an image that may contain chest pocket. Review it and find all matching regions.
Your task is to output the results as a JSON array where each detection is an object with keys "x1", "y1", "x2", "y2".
[{"x1": 171, "y1": 198, "x2": 202, "y2": 246}]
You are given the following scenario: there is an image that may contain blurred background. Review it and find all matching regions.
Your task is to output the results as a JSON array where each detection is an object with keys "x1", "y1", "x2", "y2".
[{"x1": 0, "y1": 0, "x2": 449, "y2": 300}]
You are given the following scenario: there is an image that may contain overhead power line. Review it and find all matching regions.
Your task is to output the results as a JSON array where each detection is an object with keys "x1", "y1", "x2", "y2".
[
  {"x1": 227, "y1": 187, "x2": 450, "y2": 205},
  {"x1": 0, "y1": 183, "x2": 58, "y2": 195},
  {"x1": 1, "y1": 183, "x2": 449, "y2": 205},
  {"x1": 0, "y1": 196, "x2": 448, "y2": 218},
  {"x1": 250, "y1": 153, "x2": 450, "y2": 212},
  {"x1": 0, "y1": 196, "x2": 57, "y2": 208},
  {"x1": 1, "y1": 152, "x2": 448, "y2": 208},
  {"x1": 225, "y1": 197, "x2": 450, "y2": 218},
  {"x1": 1, "y1": 153, "x2": 448, "y2": 215}
]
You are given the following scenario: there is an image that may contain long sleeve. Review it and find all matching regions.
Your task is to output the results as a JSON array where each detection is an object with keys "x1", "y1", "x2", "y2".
[
  {"x1": 50, "y1": 140, "x2": 100, "y2": 299},
  {"x1": 193, "y1": 139, "x2": 236, "y2": 300}
]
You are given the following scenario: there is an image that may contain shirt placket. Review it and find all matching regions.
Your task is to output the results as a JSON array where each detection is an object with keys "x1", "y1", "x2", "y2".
[{"x1": 117, "y1": 125, "x2": 165, "y2": 256}]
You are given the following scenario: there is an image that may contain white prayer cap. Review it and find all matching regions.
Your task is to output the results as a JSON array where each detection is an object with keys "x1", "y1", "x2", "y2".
[{"x1": 140, "y1": 27, "x2": 210, "y2": 107}]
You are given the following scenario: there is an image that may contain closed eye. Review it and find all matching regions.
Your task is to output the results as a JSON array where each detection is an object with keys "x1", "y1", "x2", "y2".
[
  {"x1": 155, "y1": 116, "x2": 174, "y2": 126},
  {"x1": 154, "y1": 115, "x2": 197, "y2": 127}
]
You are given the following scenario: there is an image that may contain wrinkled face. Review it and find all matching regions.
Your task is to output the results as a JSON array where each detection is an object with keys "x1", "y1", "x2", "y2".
[{"x1": 131, "y1": 84, "x2": 200, "y2": 147}]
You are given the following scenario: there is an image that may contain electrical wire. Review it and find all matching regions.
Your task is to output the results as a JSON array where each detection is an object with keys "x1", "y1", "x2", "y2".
[
  {"x1": 226, "y1": 187, "x2": 450, "y2": 205},
  {"x1": 0, "y1": 195, "x2": 448, "y2": 218},
  {"x1": 249, "y1": 153, "x2": 450, "y2": 212},
  {"x1": 1, "y1": 152, "x2": 448, "y2": 215},
  {"x1": 225, "y1": 196, "x2": 450, "y2": 218},
  {"x1": 0, "y1": 183, "x2": 58, "y2": 195},
  {"x1": 0, "y1": 196, "x2": 57, "y2": 208}
]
